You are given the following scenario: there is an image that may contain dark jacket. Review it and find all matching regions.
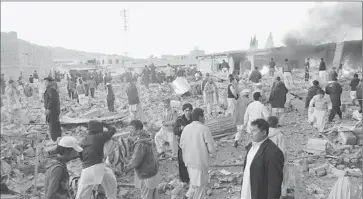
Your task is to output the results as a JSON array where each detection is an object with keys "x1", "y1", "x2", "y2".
[
  {"x1": 305, "y1": 85, "x2": 321, "y2": 108},
  {"x1": 44, "y1": 83, "x2": 60, "y2": 114},
  {"x1": 269, "y1": 60, "x2": 276, "y2": 68},
  {"x1": 325, "y1": 81, "x2": 342, "y2": 107},
  {"x1": 357, "y1": 82, "x2": 363, "y2": 99},
  {"x1": 249, "y1": 70, "x2": 262, "y2": 83},
  {"x1": 222, "y1": 61, "x2": 230, "y2": 69},
  {"x1": 44, "y1": 157, "x2": 69, "y2": 199},
  {"x1": 269, "y1": 81, "x2": 288, "y2": 108},
  {"x1": 173, "y1": 115, "x2": 193, "y2": 137},
  {"x1": 319, "y1": 61, "x2": 326, "y2": 71},
  {"x1": 244, "y1": 139, "x2": 284, "y2": 199},
  {"x1": 126, "y1": 83, "x2": 140, "y2": 105},
  {"x1": 80, "y1": 124, "x2": 116, "y2": 169},
  {"x1": 130, "y1": 131, "x2": 159, "y2": 180},
  {"x1": 350, "y1": 77, "x2": 360, "y2": 91},
  {"x1": 106, "y1": 84, "x2": 115, "y2": 101}
]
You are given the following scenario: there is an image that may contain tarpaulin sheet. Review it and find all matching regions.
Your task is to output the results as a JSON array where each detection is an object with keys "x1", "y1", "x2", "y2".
[{"x1": 171, "y1": 77, "x2": 191, "y2": 95}]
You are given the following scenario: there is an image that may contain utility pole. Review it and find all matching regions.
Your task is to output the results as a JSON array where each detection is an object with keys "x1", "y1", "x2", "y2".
[{"x1": 121, "y1": 9, "x2": 129, "y2": 66}]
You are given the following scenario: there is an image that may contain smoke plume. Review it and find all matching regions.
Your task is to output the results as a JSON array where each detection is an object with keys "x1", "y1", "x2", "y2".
[{"x1": 283, "y1": 2, "x2": 362, "y2": 46}]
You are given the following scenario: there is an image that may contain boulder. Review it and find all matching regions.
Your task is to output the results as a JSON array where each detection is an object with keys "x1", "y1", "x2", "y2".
[{"x1": 338, "y1": 131, "x2": 357, "y2": 145}]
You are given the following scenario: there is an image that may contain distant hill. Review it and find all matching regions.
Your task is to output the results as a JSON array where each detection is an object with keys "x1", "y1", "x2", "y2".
[{"x1": 45, "y1": 46, "x2": 112, "y2": 60}]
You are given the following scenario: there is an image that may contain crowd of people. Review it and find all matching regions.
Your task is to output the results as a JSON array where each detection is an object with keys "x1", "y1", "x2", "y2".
[{"x1": 1, "y1": 58, "x2": 362, "y2": 199}]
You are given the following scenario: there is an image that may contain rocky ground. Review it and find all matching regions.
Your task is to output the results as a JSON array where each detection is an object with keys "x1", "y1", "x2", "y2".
[{"x1": 0, "y1": 69, "x2": 362, "y2": 199}]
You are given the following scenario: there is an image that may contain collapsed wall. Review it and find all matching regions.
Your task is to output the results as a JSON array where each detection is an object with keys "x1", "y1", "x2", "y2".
[{"x1": 253, "y1": 40, "x2": 362, "y2": 70}]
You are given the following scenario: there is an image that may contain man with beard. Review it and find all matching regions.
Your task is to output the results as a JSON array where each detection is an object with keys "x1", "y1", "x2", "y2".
[
  {"x1": 125, "y1": 120, "x2": 161, "y2": 199},
  {"x1": 173, "y1": 103, "x2": 193, "y2": 184},
  {"x1": 180, "y1": 108, "x2": 216, "y2": 199},
  {"x1": 240, "y1": 118, "x2": 284, "y2": 199},
  {"x1": 244, "y1": 92, "x2": 269, "y2": 134},
  {"x1": 325, "y1": 77, "x2": 343, "y2": 122},
  {"x1": 268, "y1": 77, "x2": 288, "y2": 125},
  {"x1": 44, "y1": 77, "x2": 61, "y2": 141},
  {"x1": 155, "y1": 98, "x2": 178, "y2": 159}
]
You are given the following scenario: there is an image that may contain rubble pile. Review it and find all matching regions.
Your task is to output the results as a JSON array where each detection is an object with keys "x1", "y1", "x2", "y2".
[{"x1": 0, "y1": 69, "x2": 362, "y2": 199}]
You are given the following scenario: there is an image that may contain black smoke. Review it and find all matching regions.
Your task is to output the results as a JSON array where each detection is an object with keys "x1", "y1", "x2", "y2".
[{"x1": 283, "y1": 2, "x2": 362, "y2": 46}]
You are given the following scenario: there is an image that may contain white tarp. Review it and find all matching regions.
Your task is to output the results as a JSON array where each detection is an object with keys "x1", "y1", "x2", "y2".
[{"x1": 171, "y1": 77, "x2": 191, "y2": 95}]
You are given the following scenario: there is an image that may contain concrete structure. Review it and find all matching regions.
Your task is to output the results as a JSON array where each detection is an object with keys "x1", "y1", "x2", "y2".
[
  {"x1": 197, "y1": 50, "x2": 247, "y2": 74},
  {"x1": 1, "y1": 31, "x2": 55, "y2": 80}
]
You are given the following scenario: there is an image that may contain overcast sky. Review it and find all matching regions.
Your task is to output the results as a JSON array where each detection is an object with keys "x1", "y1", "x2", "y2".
[{"x1": 1, "y1": 2, "x2": 334, "y2": 58}]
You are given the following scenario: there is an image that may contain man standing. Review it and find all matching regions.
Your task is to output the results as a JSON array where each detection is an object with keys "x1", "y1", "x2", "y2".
[
  {"x1": 244, "y1": 92, "x2": 269, "y2": 134},
  {"x1": 226, "y1": 76, "x2": 237, "y2": 116},
  {"x1": 221, "y1": 60, "x2": 230, "y2": 76},
  {"x1": 240, "y1": 118, "x2": 284, "y2": 199},
  {"x1": 165, "y1": 64, "x2": 174, "y2": 83},
  {"x1": 319, "y1": 58, "x2": 327, "y2": 82},
  {"x1": 44, "y1": 136, "x2": 83, "y2": 199},
  {"x1": 150, "y1": 63, "x2": 157, "y2": 83},
  {"x1": 106, "y1": 83, "x2": 115, "y2": 112},
  {"x1": 173, "y1": 103, "x2": 193, "y2": 184},
  {"x1": 356, "y1": 80, "x2": 362, "y2": 113},
  {"x1": 305, "y1": 58, "x2": 310, "y2": 82},
  {"x1": 6, "y1": 80, "x2": 22, "y2": 123},
  {"x1": 234, "y1": 89, "x2": 252, "y2": 148},
  {"x1": 29, "y1": 75, "x2": 34, "y2": 84},
  {"x1": 142, "y1": 66, "x2": 151, "y2": 89},
  {"x1": 249, "y1": 67, "x2": 262, "y2": 83},
  {"x1": 201, "y1": 73, "x2": 210, "y2": 93},
  {"x1": 155, "y1": 98, "x2": 178, "y2": 159},
  {"x1": 204, "y1": 77, "x2": 219, "y2": 116},
  {"x1": 349, "y1": 73, "x2": 360, "y2": 105},
  {"x1": 268, "y1": 77, "x2": 288, "y2": 125},
  {"x1": 180, "y1": 108, "x2": 216, "y2": 199},
  {"x1": 76, "y1": 120, "x2": 117, "y2": 199},
  {"x1": 282, "y1": 59, "x2": 293, "y2": 89},
  {"x1": 269, "y1": 58, "x2": 276, "y2": 77},
  {"x1": 88, "y1": 76, "x2": 96, "y2": 98},
  {"x1": 305, "y1": 80, "x2": 321, "y2": 109},
  {"x1": 1, "y1": 74, "x2": 6, "y2": 95},
  {"x1": 125, "y1": 120, "x2": 161, "y2": 199},
  {"x1": 241, "y1": 58, "x2": 252, "y2": 80},
  {"x1": 325, "y1": 77, "x2": 343, "y2": 122},
  {"x1": 44, "y1": 77, "x2": 61, "y2": 141},
  {"x1": 126, "y1": 78, "x2": 145, "y2": 122},
  {"x1": 33, "y1": 70, "x2": 39, "y2": 80}
]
